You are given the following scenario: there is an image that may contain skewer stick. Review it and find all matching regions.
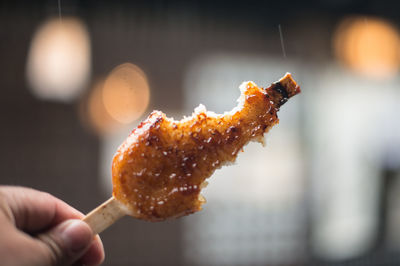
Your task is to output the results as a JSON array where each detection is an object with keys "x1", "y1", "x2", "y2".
[{"x1": 83, "y1": 197, "x2": 127, "y2": 234}]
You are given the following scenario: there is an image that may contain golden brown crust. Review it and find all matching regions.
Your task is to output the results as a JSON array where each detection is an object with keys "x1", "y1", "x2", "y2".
[{"x1": 112, "y1": 73, "x2": 300, "y2": 221}]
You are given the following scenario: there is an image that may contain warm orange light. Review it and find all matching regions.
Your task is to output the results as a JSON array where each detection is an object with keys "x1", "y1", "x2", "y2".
[
  {"x1": 86, "y1": 79, "x2": 117, "y2": 135},
  {"x1": 26, "y1": 17, "x2": 91, "y2": 101},
  {"x1": 102, "y1": 63, "x2": 150, "y2": 124},
  {"x1": 333, "y1": 16, "x2": 400, "y2": 79}
]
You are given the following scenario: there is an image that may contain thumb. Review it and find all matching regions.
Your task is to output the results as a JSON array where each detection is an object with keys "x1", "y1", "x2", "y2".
[{"x1": 37, "y1": 219, "x2": 94, "y2": 266}]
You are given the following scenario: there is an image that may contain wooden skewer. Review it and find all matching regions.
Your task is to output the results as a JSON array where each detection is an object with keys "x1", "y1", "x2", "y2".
[{"x1": 83, "y1": 197, "x2": 128, "y2": 235}]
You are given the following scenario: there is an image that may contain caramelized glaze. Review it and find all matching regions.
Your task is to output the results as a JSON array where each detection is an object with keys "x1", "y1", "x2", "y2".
[{"x1": 112, "y1": 73, "x2": 300, "y2": 221}]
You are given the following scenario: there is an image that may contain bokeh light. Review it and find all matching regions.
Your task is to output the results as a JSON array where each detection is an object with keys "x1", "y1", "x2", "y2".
[
  {"x1": 333, "y1": 16, "x2": 400, "y2": 79},
  {"x1": 26, "y1": 17, "x2": 91, "y2": 101},
  {"x1": 102, "y1": 63, "x2": 150, "y2": 124},
  {"x1": 85, "y1": 78, "x2": 117, "y2": 135},
  {"x1": 82, "y1": 63, "x2": 150, "y2": 135}
]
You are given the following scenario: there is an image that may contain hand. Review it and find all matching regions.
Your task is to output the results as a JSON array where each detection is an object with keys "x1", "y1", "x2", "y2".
[{"x1": 0, "y1": 186, "x2": 105, "y2": 266}]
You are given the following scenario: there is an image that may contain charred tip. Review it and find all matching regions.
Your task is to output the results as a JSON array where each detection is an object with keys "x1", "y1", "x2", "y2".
[
  {"x1": 272, "y1": 81, "x2": 289, "y2": 101},
  {"x1": 278, "y1": 73, "x2": 301, "y2": 97},
  {"x1": 265, "y1": 73, "x2": 300, "y2": 108},
  {"x1": 271, "y1": 81, "x2": 288, "y2": 107}
]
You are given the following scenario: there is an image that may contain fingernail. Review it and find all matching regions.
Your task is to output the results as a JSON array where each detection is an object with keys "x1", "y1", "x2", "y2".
[{"x1": 57, "y1": 219, "x2": 93, "y2": 254}]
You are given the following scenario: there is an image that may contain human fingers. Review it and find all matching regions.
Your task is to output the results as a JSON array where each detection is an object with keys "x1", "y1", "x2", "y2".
[
  {"x1": 0, "y1": 186, "x2": 82, "y2": 233},
  {"x1": 0, "y1": 186, "x2": 105, "y2": 265}
]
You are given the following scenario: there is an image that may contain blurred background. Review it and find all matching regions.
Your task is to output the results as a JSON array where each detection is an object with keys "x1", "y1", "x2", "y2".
[{"x1": 1, "y1": 0, "x2": 400, "y2": 265}]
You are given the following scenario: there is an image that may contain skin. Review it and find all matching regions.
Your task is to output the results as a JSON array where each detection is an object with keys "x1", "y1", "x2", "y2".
[{"x1": 0, "y1": 186, "x2": 105, "y2": 266}]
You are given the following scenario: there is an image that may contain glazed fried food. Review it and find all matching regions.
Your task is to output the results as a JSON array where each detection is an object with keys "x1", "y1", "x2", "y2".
[{"x1": 112, "y1": 73, "x2": 300, "y2": 221}]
